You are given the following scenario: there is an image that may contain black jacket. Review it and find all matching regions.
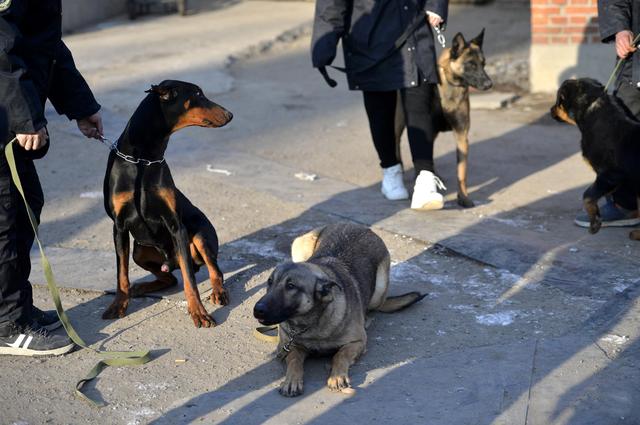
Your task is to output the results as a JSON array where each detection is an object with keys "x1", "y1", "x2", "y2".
[
  {"x1": 0, "y1": 0, "x2": 100, "y2": 145},
  {"x1": 312, "y1": 0, "x2": 448, "y2": 91},
  {"x1": 598, "y1": 0, "x2": 640, "y2": 87}
]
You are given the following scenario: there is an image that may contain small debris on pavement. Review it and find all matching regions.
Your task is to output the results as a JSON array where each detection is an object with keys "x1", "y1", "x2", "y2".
[
  {"x1": 80, "y1": 191, "x2": 103, "y2": 199},
  {"x1": 175, "y1": 359, "x2": 188, "y2": 364},
  {"x1": 206, "y1": 165, "x2": 232, "y2": 176},
  {"x1": 294, "y1": 172, "x2": 318, "y2": 181}
]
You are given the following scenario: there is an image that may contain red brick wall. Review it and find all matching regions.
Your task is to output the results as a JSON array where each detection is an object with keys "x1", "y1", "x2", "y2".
[{"x1": 531, "y1": 0, "x2": 599, "y2": 45}]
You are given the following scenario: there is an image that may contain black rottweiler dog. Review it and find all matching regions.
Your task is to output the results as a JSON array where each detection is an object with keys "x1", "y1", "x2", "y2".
[
  {"x1": 551, "y1": 78, "x2": 640, "y2": 239},
  {"x1": 395, "y1": 30, "x2": 493, "y2": 208},
  {"x1": 102, "y1": 80, "x2": 233, "y2": 327}
]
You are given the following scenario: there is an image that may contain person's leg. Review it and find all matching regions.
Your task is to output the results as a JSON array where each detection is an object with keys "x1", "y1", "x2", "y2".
[
  {"x1": 612, "y1": 82, "x2": 640, "y2": 210},
  {"x1": 0, "y1": 152, "x2": 36, "y2": 330},
  {"x1": 399, "y1": 83, "x2": 435, "y2": 175},
  {"x1": 362, "y1": 90, "x2": 399, "y2": 169},
  {"x1": 363, "y1": 90, "x2": 409, "y2": 200}
]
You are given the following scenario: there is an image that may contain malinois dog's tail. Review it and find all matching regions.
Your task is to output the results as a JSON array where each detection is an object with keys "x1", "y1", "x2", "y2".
[{"x1": 377, "y1": 292, "x2": 427, "y2": 313}]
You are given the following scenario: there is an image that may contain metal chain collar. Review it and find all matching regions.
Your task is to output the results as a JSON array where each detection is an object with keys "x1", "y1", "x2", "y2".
[{"x1": 98, "y1": 136, "x2": 165, "y2": 166}]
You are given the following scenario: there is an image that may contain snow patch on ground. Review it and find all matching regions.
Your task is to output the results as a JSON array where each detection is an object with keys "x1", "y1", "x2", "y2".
[
  {"x1": 475, "y1": 311, "x2": 519, "y2": 326},
  {"x1": 227, "y1": 239, "x2": 286, "y2": 260}
]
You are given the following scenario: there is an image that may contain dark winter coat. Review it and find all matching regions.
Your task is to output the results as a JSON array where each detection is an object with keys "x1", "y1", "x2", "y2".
[
  {"x1": 598, "y1": 0, "x2": 640, "y2": 87},
  {"x1": 0, "y1": 0, "x2": 100, "y2": 149},
  {"x1": 312, "y1": 0, "x2": 448, "y2": 91}
]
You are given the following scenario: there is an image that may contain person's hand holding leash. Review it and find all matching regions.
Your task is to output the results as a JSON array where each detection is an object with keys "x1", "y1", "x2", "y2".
[
  {"x1": 76, "y1": 111, "x2": 103, "y2": 139},
  {"x1": 16, "y1": 127, "x2": 49, "y2": 151},
  {"x1": 426, "y1": 12, "x2": 443, "y2": 28},
  {"x1": 616, "y1": 30, "x2": 637, "y2": 59}
]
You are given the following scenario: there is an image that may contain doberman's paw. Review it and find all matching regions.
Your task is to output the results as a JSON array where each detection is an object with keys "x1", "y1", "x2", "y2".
[
  {"x1": 210, "y1": 287, "x2": 229, "y2": 306},
  {"x1": 102, "y1": 299, "x2": 129, "y2": 320},
  {"x1": 457, "y1": 194, "x2": 475, "y2": 209},
  {"x1": 188, "y1": 303, "x2": 216, "y2": 328},
  {"x1": 279, "y1": 377, "x2": 304, "y2": 397},
  {"x1": 327, "y1": 374, "x2": 351, "y2": 392}
]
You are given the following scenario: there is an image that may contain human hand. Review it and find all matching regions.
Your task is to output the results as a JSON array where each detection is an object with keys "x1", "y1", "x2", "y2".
[
  {"x1": 16, "y1": 127, "x2": 49, "y2": 151},
  {"x1": 616, "y1": 30, "x2": 637, "y2": 59},
  {"x1": 426, "y1": 12, "x2": 443, "y2": 28},
  {"x1": 76, "y1": 112, "x2": 103, "y2": 140}
]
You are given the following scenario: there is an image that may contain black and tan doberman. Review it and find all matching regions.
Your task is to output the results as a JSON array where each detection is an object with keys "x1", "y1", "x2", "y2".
[{"x1": 102, "y1": 80, "x2": 233, "y2": 327}]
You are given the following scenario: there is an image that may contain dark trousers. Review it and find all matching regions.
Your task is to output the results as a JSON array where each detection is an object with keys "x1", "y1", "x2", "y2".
[
  {"x1": 0, "y1": 149, "x2": 43, "y2": 328},
  {"x1": 363, "y1": 83, "x2": 436, "y2": 173},
  {"x1": 611, "y1": 82, "x2": 640, "y2": 210}
]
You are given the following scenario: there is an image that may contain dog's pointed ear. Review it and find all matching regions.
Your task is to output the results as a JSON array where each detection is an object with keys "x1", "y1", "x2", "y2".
[
  {"x1": 145, "y1": 84, "x2": 175, "y2": 102},
  {"x1": 470, "y1": 28, "x2": 485, "y2": 48},
  {"x1": 315, "y1": 279, "x2": 341, "y2": 302},
  {"x1": 450, "y1": 33, "x2": 466, "y2": 60}
]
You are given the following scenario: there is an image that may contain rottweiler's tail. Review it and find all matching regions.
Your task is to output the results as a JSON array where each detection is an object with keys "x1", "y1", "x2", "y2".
[{"x1": 377, "y1": 292, "x2": 427, "y2": 313}]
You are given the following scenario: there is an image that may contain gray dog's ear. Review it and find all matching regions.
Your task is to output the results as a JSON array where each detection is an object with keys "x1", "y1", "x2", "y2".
[
  {"x1": 145, "y1": 84, "x2": 175, "y2": 101},
  {"x1": 315, "y1": 279, "x2": 341, "y2": 302},
  {"x1": 470, "y1": 28, "x2": 485, "y2": 48},
  {"x1": 450, "y1": 32, "x2": 466, "y2": 60}
]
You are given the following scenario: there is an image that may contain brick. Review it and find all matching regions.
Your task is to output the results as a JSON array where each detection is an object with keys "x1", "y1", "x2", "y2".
[
  {"x1": 531, "y1": 6, "x2": 561, "y2": 15},
  {"x1": 533, "y1": 35, "x2": 549, "y2": 44},
  {"x1": 531, "y1": 0, "x2": 548, "y2": 4},
  {"x1": 533, "y1": 26, "x2": 563, "y2": 34},
  {"x1": 571, "y1": 35, "x2": 588, "y2": 43},
  {"x1": 550, "y1": 0, "x2": 567, "y2": 4},
  {"x1": 551, "y1": 36, "x2": 569, "y2": 43},
  {"x1": 550, "y1": 16, "x2": 568, "y2": 25},
  {"x1": 532, "y1": 15, "x2": 549, "y2": 25},
  {"x1": 563, "y1": 26, "x2": 589, "y2": 33},
  {"x1": 570, "y1": 15, "x2": 588, "y2": 24},
  {"x1": 564, "y1": 6, "x2": 598, "y2": 14}
]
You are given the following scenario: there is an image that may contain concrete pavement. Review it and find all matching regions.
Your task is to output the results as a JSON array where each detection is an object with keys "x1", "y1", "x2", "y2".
[{"x1": 3, "y1": 2, "x2": 639, "y2": 424}]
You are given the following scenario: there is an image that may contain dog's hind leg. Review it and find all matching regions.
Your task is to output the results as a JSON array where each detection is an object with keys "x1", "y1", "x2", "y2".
[
  {"x1": 369, "y1": 254, "x2": 390, "y2": 310},
  {"x1": 130, "y1": 242, "x2": 178, "y2": 297},
  {"x1": 291, "y1": 226, "x2": 325, "y2": 262},
  {"x1": 454, "y1": 130, "x2": 474, "y2": 208},
  {"x1": 327, "y1": 340, "x2": 366, "y2": 393},
  {"x1": 191, "y1": 233, "x2": 228, "y2": 306}
]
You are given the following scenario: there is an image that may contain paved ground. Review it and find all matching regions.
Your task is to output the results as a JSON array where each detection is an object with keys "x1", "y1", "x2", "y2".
[{"x1": 3, "y1": 2, "x2": 640, "y2": 424}]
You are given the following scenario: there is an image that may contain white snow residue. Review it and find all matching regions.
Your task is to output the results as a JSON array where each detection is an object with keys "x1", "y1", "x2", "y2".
[
  {"x1": 126, "y1": 407, "x2": 156, "y2": 425},
  {"x1": 80, "y1": 191, "x2": 103, "y2": 199},
  {"x1": 206, "y1": 165, "x2": 232, "y2": 176},
  {"x1": 228, "y1": 239, "x2": 286, "y2": 260},
  {"x1": 600, "y1": 334, "x2": 630, "y2": 345},
  {"x1": 390, "y1": 262, "x2": 433, "y2": 286},
  {"x1": 475, "y1": 311, "x2": 519, "y2": 326},
  {"x1": 294, "y1": 172, "x2": 318, "y2": 181}
]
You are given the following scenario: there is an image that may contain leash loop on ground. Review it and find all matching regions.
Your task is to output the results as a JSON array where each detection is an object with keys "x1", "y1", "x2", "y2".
[{"x1": 5, "y1": 139, "x2": 153, "y2": 408}]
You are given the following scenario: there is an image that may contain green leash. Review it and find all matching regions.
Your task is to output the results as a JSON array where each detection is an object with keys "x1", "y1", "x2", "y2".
[
  {"x1": 604, "y1": 33, "x2": 640, "y2": 93},
  {"x1": 5, "y1": 139, "x2": 152, "y2": 408}
]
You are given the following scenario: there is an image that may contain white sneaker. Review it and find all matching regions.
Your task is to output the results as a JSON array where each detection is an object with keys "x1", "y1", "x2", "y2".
[
  {"x1": 411, "y1": 170, "x2": 446, "y2": 210},
  {"x1": 381, "y1": 164, "x2": 409, "y2": 200}
]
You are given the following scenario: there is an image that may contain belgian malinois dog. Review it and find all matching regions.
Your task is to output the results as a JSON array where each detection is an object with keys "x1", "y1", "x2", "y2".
[
  {"x1": 253, "y1": 222, "x2": 426, "y2": 397},
  {"x1": 395, "y1": 29, "x2": 492, "y2": 208}
]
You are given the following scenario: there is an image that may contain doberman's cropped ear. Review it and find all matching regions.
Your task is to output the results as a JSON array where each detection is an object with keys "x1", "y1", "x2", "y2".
[
  {"x1": 470, "y1": 28, "x2": 485, "y2": 48},
  {"x1": 145, "y1": 84, "x2": 176, "y2": 102},
  {"x1": 450, "y1": 32, "x2": 466, "y2": 60},
  {"x1": 314, "y1": 279, "x2": 342, "y2": 302}
]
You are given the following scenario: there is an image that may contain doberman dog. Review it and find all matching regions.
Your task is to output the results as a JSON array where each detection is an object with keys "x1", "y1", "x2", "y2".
[
  {"x1": 395, "y1": 29, "x2": 492, "y2": 208},
  {"x1": 102, "y1": 80, "x2": 233, "y2": 328},
  {"x1": 551, "y1": 78, "x2": 640, "y2": 240}
]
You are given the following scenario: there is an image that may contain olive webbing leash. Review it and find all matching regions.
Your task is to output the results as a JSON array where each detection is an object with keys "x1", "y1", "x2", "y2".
[{"x1": 5, "y1": 139, "x2": 152, "y2": 408}]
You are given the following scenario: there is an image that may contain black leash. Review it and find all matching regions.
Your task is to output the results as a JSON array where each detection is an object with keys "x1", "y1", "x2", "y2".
[{"x1": 318, "y1": 13, "x2": 439, "y2": 87}]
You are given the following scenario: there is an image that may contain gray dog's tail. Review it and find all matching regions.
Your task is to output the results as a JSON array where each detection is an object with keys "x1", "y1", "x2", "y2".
[{"x1": 377, "y1": 292, "x2": 427, "y2": 313}]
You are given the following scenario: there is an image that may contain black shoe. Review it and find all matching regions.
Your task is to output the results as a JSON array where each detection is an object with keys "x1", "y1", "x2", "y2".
[
  {"x1": 0, "y1": 321, "x2": 74, "y2": 357},
  {"x1": 32, "y1": 306, "x2": 62, "y2": 331}
]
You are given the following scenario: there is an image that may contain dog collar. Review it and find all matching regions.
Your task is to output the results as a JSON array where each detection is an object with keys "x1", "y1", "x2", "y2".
[
  {"x1": 281, "y1": 325, "x2": 310, "y2": 353},
  {"x1": 99, "y1": 136, "x2": 166, "y2": 166}
]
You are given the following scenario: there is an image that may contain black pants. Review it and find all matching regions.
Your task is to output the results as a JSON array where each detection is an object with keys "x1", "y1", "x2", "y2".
[
  {"x1": 0, "y1": 148, "x2": 43, "y2": 328},
  {"x1": 611, "y1": 82, "x2": 640, "y2": 210},
  {"x1": 363, "y1": 83, "x2": 435, "y2": 173}
]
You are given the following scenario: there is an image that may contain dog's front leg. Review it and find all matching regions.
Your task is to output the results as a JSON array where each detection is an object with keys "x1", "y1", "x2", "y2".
[
  {"x1": 171, "y1": 223, "x2": 215, "y2": 328},
  {"x1": 583, "y1": 172, "x2": 621, "y2": 234},
  {"x1": 103, "y1": 224, "x2": 131, "y2": 319},
  {"x1": 327, "y1": 340, "x2": 365, "y2": 393},
  {"x1": 454, "y1": 130, "x2": 474, "y2": 208},
  {"x1": 280, "y1": 346, "x2": 308, "y2": 397}
]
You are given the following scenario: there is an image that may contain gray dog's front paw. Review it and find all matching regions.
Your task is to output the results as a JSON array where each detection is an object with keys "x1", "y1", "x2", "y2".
[
  {"x1": 279, "y1": 377, "x2": 304, "y2": 397},
  {"x1": 327, "y1": 374, "x2": 351, "y2": 392}
]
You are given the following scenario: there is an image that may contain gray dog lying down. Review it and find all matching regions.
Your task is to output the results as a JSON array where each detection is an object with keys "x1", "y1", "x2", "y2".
[{"x1": 253, "y1": 222, "x2": 426, "y2": 396}]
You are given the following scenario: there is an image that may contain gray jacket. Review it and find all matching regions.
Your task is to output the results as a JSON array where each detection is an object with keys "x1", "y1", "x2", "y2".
[
  {"x1": 598, "y1": 0, "x2": 640, "y2": 87},
  {"x1": 312, "y1": 0, "x2": 448, "y2": 91}
]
